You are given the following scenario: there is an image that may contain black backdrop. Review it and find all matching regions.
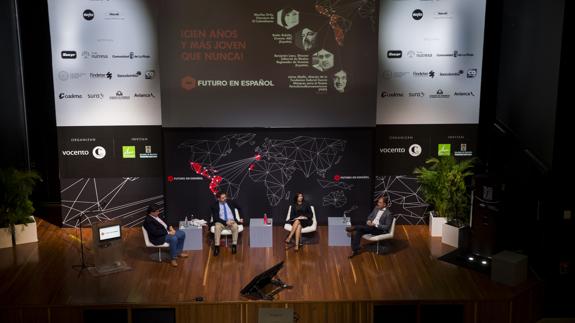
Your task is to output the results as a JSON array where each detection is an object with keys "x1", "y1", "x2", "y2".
[{"x1": 163, "y1": 128, "x2": 374, "y2": 225}]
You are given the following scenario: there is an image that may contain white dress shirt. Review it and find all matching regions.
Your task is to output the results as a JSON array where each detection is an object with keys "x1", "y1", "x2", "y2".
[
  {"x1": 372, "y1": 208, "x2": 386, "y2": 228},
  {"x1": 153, "y1": 215, "x2": 168, "y2": 230}
]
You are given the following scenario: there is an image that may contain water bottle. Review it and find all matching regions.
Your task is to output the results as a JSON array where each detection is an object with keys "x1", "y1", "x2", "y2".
[
  {"x1": 184, "y1": 216, "x2": 189, "y2": 227},
  {"x1": 263, "y1": 213, "x2": 268, "y2": 225}
]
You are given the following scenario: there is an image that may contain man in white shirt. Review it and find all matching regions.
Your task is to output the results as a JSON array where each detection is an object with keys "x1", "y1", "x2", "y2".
[{"x1": 346, "y1": 196, "x2": 393, "y2": 258}]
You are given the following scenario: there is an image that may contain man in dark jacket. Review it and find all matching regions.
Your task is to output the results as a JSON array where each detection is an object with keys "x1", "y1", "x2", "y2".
[
  {"x1": 346, "y1": 196, "x2": 394, "y2": 258},
  {"x1": 143, "y1": 204, "x2": 187, "y2": 267}
]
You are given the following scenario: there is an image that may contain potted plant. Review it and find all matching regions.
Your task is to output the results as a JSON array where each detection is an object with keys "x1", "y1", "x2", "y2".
[
  {"x1": 0, "y1": 168, "x2": 41, "y2": 248},
  {"x1": 414, "y1": 156, "x2": 475, "y2": 247}
]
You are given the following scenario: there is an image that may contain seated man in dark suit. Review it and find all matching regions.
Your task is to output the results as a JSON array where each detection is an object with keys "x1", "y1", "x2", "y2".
[
  {"x1": 143, "y1": 205, "x2": 188, "y2": 267},
  {"x1": 346, "y1": 196, "x2": 393, "y2": 258},
  {"x1": 210, "y1": 191, "x2": 243, "y2": 256}
]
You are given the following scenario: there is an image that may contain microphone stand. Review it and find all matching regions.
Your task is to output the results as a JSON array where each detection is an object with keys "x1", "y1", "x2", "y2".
[
  {"x1": 72, "y1": 200, "x2": 106, "y2": 275},
  {"x1": 72, "y1": 210, "x2": 94, "y2": 275}
]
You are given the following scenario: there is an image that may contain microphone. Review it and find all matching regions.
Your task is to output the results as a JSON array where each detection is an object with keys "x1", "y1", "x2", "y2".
[{"x1": 343, "y1": 205, "x2": 358, "y2": 224}]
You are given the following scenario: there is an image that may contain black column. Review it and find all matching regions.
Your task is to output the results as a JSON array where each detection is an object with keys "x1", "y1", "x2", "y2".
[{"x1": 0, "y1": 0, "x2": 29, "y2": 169}]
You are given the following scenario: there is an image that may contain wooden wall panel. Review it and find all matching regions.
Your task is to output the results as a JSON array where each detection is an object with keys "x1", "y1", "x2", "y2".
[
  {"x1": 177, "y1": 303, "x2": 243, "y2": 323},
  {"x1": 477, "y1": 301, "x2": 510, "y2": 323}
]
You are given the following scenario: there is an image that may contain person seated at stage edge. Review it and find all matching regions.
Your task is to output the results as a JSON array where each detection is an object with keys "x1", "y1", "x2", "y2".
[
  {"x1": 143, "y1": 204, "x2": 188, "y2": 267},
  {"x1": 210, "y1": 191, "x2": 243, "y2": 256},
  {"x1": 346, "y1": 196, "x2": 393, "y2": 258},
  {"x1": 284, "y1": 192, "x2": 313, "y2": 252}
]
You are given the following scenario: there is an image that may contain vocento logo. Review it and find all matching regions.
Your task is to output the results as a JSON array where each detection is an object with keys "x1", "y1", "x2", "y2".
[
  {"x1": 92, "y1": 146, "x2": 106, "y2": 159},
  {"x1": 62, "y1": 150, "x2": 89, "y2": 156},
  {"x1": 438, "y1": 144, "x2": 451, "y2": 156},
  {"x1": 122, "y1": 146, "x2": 136, "y2": 158},
  {"x1": 409, "y1": 144, "x2": 422, "y2": 157},
  {"x1": 380, "y1": 147, "x2": 406, "y2": 154}
]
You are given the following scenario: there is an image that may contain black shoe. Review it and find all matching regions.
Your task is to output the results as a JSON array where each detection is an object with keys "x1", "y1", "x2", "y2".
[
  {"x1": 232, "y1": 244, "x2": 237, "y2": 254},
  {"x1": 348, "y1": 250, "x2": 360, "y2": 259},
  {"x1": 213, "y1": 245, "x2": 220, "y2": 256}
]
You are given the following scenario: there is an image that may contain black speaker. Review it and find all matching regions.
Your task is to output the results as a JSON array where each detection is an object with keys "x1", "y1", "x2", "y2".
[
  {"x1": 471, "y1": 198, "x2": 501, "y2": 257},
  {"x1": 470, "y1": 174, "x2": 503, "y2": 257}
]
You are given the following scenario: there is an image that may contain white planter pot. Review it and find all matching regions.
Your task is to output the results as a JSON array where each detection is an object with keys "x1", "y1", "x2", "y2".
[
  {"x1": 429, "y1": 211, "x2": 447, "y2": 237},
  {"x1": 0, "y1": 226, "x2": 12, "y2": 248},
  {"x1": 441, "y1": 223, "x2": 460, "y2": 248},
  {"x1": 14, "y1": 216, "x2": 38, "y2": 245}
]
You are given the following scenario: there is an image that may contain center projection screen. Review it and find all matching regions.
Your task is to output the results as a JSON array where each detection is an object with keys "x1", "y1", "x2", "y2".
[{"x1": 159, "y1": 0, "x2": 379, "y2": 128}]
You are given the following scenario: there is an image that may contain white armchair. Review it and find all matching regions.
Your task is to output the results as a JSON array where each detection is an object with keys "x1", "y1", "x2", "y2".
[
  {"x1": 361, "y1": 217, "x2": 397, "y2": 254},
  {"x1": 142, "y1": 226, "x2": 170, "y2": 262},
  {"x1": 284, "y1": 205, "x2": 317, "y2": 234},
  {"x1": 210, "y1": 208, "x2": 244, "y2": 246}
]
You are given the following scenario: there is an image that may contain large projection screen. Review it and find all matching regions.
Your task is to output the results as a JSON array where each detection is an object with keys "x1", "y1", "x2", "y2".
[{"x1": 159, "y1": 0, "x2": 379, "y2": 128}]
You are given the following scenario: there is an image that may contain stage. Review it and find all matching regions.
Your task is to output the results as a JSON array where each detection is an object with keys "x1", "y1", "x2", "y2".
[{"x1": 0, "y1": 218, "x2": 542, "y2": 323}]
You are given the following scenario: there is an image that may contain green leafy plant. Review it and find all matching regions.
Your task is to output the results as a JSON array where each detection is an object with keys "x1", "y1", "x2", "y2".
[
  {"x1": 414, "y1": 156, "x2": 475, "y2": 227},
  {"x1": 0, "y1": 168, "x2": 41, "y2": 228}
]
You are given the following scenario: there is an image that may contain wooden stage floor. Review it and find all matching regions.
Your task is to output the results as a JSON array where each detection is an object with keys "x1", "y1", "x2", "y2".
[{"x1": 0, "y1": 218, "x2": 539, "y2": 308}]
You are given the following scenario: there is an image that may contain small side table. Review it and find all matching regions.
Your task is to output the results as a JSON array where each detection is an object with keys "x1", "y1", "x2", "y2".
[
  {"x1": 179, "y1": 221, "x2": 204, "y2": 251},
  {"x1": 328, "y1": 217, "x2": 351, "y2": 246},
  {"x1": 250, "y1": 218, "x2": 273, "y2": 248}
]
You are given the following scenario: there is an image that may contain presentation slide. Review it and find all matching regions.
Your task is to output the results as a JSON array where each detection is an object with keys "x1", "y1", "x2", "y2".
[
  {"x1": 377, "y1": 0, "x2": 486, "y2": 124},
  {"x1": 159, "y1": 0, "x2": 379, "y2": 127},
  {"x1": 47, "y1": 0, "x2": 162, "y2": 126}
]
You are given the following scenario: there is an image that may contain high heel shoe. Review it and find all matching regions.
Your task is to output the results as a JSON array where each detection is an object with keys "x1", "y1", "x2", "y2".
[
  {"x1": 294, "y1": 242, "x2": 302, "y2": 252},
  {"x1": 284, "y1": 238, "x2": 292, "y2": 250}
]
